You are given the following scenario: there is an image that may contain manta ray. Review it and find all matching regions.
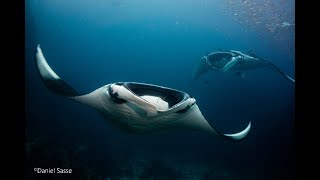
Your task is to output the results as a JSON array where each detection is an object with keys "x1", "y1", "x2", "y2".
[
  {"x1": 35, "y1": 45, "x2": 251, "y2": 141},
  {"x1": 192, "y1": 50, "x2": 295, "y2": 84}
]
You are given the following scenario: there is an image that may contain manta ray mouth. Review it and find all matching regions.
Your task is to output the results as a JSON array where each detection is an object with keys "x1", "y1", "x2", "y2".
[
  {"x1": 206, "y1": 52, "x2": 235, "y2": 69},
  {"x1": 116, "y1": 82, "x2": 191, "y2": 111},
  {"x1": 193, "y1": 51, "x2": 236, "y2": 79}
]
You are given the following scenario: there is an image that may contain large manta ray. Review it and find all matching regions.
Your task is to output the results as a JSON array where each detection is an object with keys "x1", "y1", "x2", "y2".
[
  {"x1": 35, "y1": 45, "x2": 251, "y2": 142},
  {"x1": 192, "y1": 50, "x2": 295, "y2": 84}
]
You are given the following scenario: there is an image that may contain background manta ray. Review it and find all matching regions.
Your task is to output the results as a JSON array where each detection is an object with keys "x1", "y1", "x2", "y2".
[{"x1": 192, "y1": 50, "x2": 295, "y2": 84}]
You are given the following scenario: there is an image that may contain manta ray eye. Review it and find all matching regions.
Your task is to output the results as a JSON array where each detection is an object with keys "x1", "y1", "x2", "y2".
[{"x1": 108, "y1": 85, "x2": 127, "y2": 104}]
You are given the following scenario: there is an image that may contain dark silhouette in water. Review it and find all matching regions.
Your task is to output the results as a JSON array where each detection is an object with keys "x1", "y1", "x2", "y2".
[{"x1": 192, "y1": 49, "x2": 295, "y2": 84}]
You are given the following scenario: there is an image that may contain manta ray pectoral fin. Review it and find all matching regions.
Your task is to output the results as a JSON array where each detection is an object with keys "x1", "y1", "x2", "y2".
[
  {"x1": 35, "y1": 44, "x2": 80, "y2": 97},
  {"x1": 261, "y1": 59, "x2": 295, "y2": 84},
  {"x1": 284, "y1": 75, "x2": 295, "y2": 83},
  {"x1": 182, "y1": 105, "x2": 251, "y2": 141},
  {"x1": 219, "y1": 121, "x2": 251, "y2": 141},
  {"x1": 192, "y1": 56, "x2": 212, "y2": 80}
]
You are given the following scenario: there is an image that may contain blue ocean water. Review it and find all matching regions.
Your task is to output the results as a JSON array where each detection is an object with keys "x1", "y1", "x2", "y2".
[{"x1": 25, "y1": 0, "x2": 295, "y2": 179}]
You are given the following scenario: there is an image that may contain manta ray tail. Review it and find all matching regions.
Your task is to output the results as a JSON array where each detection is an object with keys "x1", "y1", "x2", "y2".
[{"x1": 35, "y1": 44, "x2": 81, "y2": 97}]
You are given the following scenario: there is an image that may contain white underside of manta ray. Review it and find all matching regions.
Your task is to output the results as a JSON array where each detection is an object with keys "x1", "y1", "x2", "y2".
[
  {"x1": 35, "y1": 45, "x2": 251, "y2": 142},
  {"x1": 192, "y1": 50, "x2": 295, "y2": 84}
]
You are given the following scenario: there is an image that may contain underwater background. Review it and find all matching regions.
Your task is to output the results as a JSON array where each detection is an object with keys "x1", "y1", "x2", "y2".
[{"x1": 25, "y1": 0, "x2": 295, "y2": 179}]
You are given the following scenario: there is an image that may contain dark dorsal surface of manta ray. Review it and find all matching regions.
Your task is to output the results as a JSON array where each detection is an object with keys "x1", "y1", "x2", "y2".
[
  {"x1": 192, "y1": 49, "x2": 295, "y2": 84},
  {"x1": 35, "y1": 45, "x2": 251, "y2": 142}
]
